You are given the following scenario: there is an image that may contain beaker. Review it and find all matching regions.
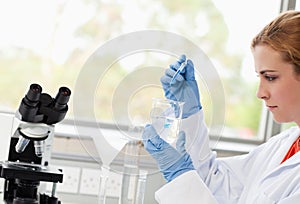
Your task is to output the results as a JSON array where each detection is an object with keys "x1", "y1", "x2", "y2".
[{"x1": 150, "y1": 98, "x2": 184, "y2": 146}]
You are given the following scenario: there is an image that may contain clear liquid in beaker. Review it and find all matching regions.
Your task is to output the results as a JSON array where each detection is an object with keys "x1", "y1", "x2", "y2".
[
  {"x1": 151, "y1": 116, "x2": 180, "y2": 144},
  {"x1": 150, "y1": 98, "x2": 184, "y2": 146}
]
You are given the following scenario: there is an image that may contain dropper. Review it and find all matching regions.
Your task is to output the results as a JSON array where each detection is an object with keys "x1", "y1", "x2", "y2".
[{"x1": 170, "y1": 59, "x2": 188, "y2": 85}]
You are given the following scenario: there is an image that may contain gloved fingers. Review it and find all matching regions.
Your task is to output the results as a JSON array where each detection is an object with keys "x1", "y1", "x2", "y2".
[
  {"x1": 160, "y1": 70, "x2": 173, "y2": 88},
  {"x1": 142, "y1": 124, "x2": 170, "y2": 148},
  {"x1": 184, "y1": 59, "x2": 196, "y2": 81},
  {"x1": 169, "y1": 54, "x2": 186, "y2": 71},
  {"x1": 176, "y1": 131, "x2": 187, "y2": 154},
  {"x1": 160, "y1": 70, "x2": 173, "y2": 84},
  {"x1": 143, "y1": 135, "x2": 164, "y2": 152},
  {"x1": 160, "y1": 69, "x2": 184, "y2": 86},
  {"x1": 178, "y1": 54, "x2": 186, "y2": 63},
  {"x1": 144, "y1": 135, "x2": 176, "y2": 158},
  {"x1": 164, "y1": 68, "x2": 176, "y2": 78},
  {"x1": 142, "y1": 124, "x2": 158, "y2": 140}
]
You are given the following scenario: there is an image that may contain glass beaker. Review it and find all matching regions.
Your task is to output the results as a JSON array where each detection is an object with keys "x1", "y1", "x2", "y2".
[{"x1": 150, "y1": 98, "x2": 184, "y2": 146}]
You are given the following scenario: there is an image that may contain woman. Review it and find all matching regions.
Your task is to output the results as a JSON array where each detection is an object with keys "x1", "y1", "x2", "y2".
[{"x1": 142, "y1": 10, "x2": 300, "y2": 204}]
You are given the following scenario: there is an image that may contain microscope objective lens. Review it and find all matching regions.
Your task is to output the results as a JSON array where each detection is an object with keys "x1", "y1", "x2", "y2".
[
  {"x1": 34, "y1": 140, "x2": 44, "y2": 157},
  {"x1": 15, "y1": 136, "x2": 30, "y2": 153}
]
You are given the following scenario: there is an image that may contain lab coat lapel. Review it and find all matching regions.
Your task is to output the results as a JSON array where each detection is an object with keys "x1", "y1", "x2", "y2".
[
  {"x1": 269, "y1": 151, "x2": 300, "y2": 176},
  {"x1": 258, "y1": 152, "x2": 300, "y2": 202},
  {"x1": 277, "y1": 127, "x2": 300, "y2": 167},
  {"x1": 254, "y1": 128, "x2": 300, "y2": 202},
  {"x1": 280, "y1": 151, "x2": 300, "y2": 166},
  {"x1": 261, "y1": 127, "x2": 300, "y2": 181}
]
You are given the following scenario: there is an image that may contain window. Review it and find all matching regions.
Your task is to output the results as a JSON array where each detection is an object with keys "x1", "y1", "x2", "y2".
[{"x1": 0, "y1": 0, "x2": 282, "y2": 141}]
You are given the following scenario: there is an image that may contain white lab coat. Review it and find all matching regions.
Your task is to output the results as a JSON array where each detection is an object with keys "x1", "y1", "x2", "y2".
[{"x1": 155, "y1": 110, "x2": 300, "y2": 204}]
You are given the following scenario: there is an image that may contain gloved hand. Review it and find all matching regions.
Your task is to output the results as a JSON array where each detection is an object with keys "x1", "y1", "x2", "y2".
[
  {"x1": 161, "y1": 54, "x2": 202, "y2": 118},
  {"x1": 142, "y1": 124, "x2": 194, "y2": 182}
]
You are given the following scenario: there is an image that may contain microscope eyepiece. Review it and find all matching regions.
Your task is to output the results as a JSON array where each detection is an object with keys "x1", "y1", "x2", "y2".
[
  {"x1": 26, "y1": 84, "x2": 42, "y2": 104},
  {"x1": 54, "y1": 87, "x2": 71, "y2": 110},
  {"x1": 18, "y1": 84, "x2": 43, "y2": 122},
  {"x1": 19, "y1": 83, "x2": 71, "y2": 124}
]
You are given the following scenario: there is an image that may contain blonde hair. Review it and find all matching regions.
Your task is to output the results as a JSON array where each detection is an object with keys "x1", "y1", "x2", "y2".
[{"x1": 251, "y1": 10, "x2": 300, "y2": 74}]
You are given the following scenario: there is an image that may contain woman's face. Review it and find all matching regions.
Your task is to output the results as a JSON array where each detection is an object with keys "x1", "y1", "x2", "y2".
[{"x1": 253, "y1": 45, "x2": 300, "y2": 126}]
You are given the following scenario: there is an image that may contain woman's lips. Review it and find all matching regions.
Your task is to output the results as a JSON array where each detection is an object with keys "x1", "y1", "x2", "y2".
[{"x1": 267, "y1": 105, "x2": 278, "y2": 111}]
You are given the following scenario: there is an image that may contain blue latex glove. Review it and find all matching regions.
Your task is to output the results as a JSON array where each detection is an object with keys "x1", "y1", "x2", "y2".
[
  {"x1": 161, "y1": 54, "x2": 202, "y2": 118},
  {"x1": 142, "y1": 124, "x2": 194, "y2": 182}
]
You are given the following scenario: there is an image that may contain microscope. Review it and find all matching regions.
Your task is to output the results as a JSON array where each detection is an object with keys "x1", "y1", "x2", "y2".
[{"x1": 0, "y1": 83, "x2": 71, "y2": 204}]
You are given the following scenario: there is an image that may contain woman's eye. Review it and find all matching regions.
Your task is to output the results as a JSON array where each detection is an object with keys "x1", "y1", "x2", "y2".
[{"x1": 265, "y1": 75, "x2": 277, "y2": 81}]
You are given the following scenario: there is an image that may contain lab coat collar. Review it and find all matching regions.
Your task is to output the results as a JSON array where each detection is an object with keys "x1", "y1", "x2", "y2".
[
  {"x1": 262, "y1": 126, "x2": 300, "y2": 180},
  {"x1": 281, "y1": 126, "x2": 300, "y2": 163},
  {"x1": 279, "y1": 126, "x2": 300, "y2": 167}
]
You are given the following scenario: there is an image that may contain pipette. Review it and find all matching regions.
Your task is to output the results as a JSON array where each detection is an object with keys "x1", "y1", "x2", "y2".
[{"x1": 170, "y1": 59, "x2": 188, "y2": 85}]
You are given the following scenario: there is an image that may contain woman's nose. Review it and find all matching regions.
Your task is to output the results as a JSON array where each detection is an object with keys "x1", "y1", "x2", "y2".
[{"x1": 256, "y1": 82, "x2": 269, "y2": 100}]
